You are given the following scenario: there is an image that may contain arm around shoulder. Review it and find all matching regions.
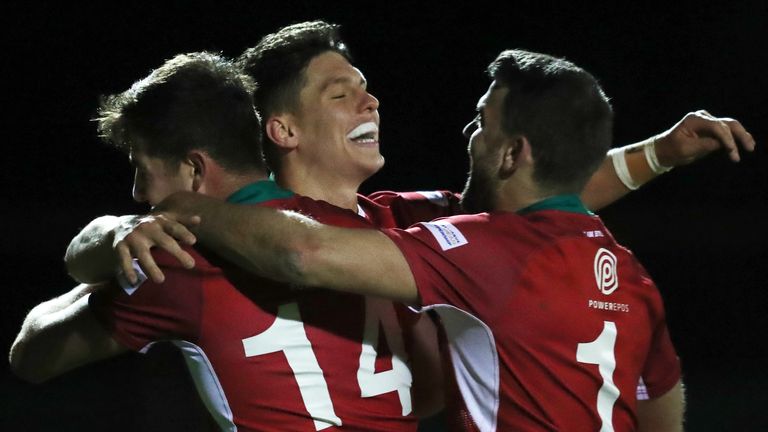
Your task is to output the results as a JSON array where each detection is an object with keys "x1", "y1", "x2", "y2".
[{"x1": 156, "y1": 191, "x2": 420, "y2": 304}]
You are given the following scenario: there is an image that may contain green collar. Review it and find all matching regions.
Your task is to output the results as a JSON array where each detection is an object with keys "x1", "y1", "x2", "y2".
[
  {"x1": 226, "y1": 180, "x2": 294, "y2": 205},
  {"x1": 516, "y1": 194, "x2": 593, "y2": 216}
]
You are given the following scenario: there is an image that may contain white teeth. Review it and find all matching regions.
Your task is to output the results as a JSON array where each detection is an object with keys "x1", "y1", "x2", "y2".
[{"x1": 347, "y1": 122, "x2": 378, "y2": 140}]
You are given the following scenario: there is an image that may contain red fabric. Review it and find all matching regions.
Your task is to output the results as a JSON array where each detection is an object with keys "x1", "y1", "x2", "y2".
[
  {"x1": 90, "y1": 194, "x2": 421, "y2": 432},
  {"x1": 385, "y1": 210, "x2": 681, "y2": 431}
]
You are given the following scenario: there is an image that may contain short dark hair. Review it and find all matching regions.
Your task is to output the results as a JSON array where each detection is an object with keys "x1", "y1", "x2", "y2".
[
  {"x1": 97, "y1": 51, "x2": 265, "y2": 172},
  {"x1": 488, "y1": 49, "x2": 613, "y2": 193},
  {"x1": 236, "y1": 20, "x2": 352, "y2": 173}
]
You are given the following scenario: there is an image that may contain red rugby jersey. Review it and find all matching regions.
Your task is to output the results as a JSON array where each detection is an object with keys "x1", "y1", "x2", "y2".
[
  {"x1": 90, "y1": 181, "x2": 434, "y2": 432},
  {"x1": 384, "y1": 195, "x2": 680, "y2": 432}
]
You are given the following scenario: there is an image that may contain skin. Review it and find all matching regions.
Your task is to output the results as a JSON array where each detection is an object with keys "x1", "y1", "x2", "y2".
[
  {"x1": 130, "y1": 151, "x2": 195, "y2": 207},
  {"x1": 84, "y1": 53, "x2": 755, "y2": 286},
  {"x1": 146, "y1": 79, "x2": 690, "y2": 430},
  {"x1": 55, "y1": 44, "x2": 755, "y2": 427},
  {"x1": 10, "y1": 150, "x2": 266, "y2": 383},
  {"x1": 267, "y1": 51, "x2": 384, "y2": 211}
]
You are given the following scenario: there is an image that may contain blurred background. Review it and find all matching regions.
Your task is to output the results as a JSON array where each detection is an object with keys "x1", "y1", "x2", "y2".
[{"x1": 2, "y1": 1, "x2": 766, "y2": 430}]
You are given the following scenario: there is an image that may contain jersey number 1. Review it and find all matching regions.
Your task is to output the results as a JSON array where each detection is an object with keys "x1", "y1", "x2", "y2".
[{"x1": 576, "y1": 321, "x2": 620, "y2": 432}]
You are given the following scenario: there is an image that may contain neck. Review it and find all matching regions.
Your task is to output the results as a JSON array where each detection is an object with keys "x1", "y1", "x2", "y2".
[
  {"x1": 495, "y1": 174, "x2": 553, "y2": 213},
  {"x1": 276, "y1": 163, "x2": 364, "y2": 212},
  {"x1": 201, "y1": 170, "x2": 269, "y2": 200}
]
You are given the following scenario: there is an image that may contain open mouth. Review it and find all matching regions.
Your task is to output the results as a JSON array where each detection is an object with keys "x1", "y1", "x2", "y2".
[{"x1": 347, "y1": 122, "x2": 379, "y2": 145}]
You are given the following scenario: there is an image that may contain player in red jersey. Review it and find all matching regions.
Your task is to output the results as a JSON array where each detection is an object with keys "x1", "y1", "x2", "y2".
[
  {"x1": 104, "y1": 22, "x2": 753, "y2": 290},
  {"x1": 146, "y1": 49, "x2": 755, "y2": 431},
  {"x1": 8, "y1": 52, "x2": 421, "y2": 431},
  {"x1": 54, "y1": 23, "x2": 450, "y2": 428},
  {"x1": 45, "y1": 21, "x2": 753, "y2": 431},
  {"x1": 75, "y1": 22, "x2": 752, "y2": 432}
]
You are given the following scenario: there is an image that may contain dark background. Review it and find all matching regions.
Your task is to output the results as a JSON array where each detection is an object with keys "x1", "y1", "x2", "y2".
[{"x1": 2, "y1": 1, "x2": 766, "y2": 430}]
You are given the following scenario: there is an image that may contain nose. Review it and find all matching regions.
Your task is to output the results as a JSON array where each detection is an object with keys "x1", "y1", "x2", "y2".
[
  {"x1": 362, "y1": 91, "x2": 379, "y2": 112},
  {"x1": 132, "y1": 171, "x2": 146, "y2": 203},
  {"x1": 463, "y1": 120, "x2": 478, "y2": 138},
  {"x1": 132, "y1": 183, "x2": 146, "y2": 203}
]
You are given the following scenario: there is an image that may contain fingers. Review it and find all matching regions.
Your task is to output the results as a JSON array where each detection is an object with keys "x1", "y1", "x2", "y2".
[
  {"x1": 152, "y1": 232, "x2": 196, "y2": 269},
  {"x1": 723, "y1": 117, "x2": 756, "y2": 154},
  {"x1": 169, "y1": 213, "x2": 202, "y2": 229},
  {"x1": 157, "y1": 215, "x2": 198, "y2": 245},
  {"x1": 685, "y1": 110, "x2": 755, "y2": 163},
  {"x1": 113, "y1": 214, "x2": 199, "y2": 284},
  {"x1": 690, "y1": 110, "x2": 740, "y2": 161},
  {"x1": 134, "y1": 247, "x2": 166, "y2": 284},
  {"x1": 116, "y1": 242, "x2": 139, "y2": 285}
]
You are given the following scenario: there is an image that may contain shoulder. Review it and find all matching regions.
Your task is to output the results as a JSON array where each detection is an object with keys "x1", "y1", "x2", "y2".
[
  {"x1": 367, "y1": 190, "x2": 458, "y2": 205},
  {"x1": 260, "y1": 194, "x2": 372, "y2": 228},
  {"x1": 414, "y1": 212, "x2": 509, "y2": 237}
]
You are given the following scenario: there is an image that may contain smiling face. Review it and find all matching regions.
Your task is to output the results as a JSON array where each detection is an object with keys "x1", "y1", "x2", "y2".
[
  {"x1": 289, "y1": 51, "x2": 383, "y2": 185},
  {"x1": 129, "y1": 150, "x2": 193, "y2": 207},
  {"x1": 460, "y1": 81, "x2": 510, "y2": 214}
]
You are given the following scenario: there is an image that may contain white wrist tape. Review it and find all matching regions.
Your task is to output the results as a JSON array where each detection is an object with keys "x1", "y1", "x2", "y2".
[
  {"x1": 644, "y1": 136, "x2": 674, "y2": 174},
  {"x1": 608, "y1": 146, "x2": 641, "y2": 190}
]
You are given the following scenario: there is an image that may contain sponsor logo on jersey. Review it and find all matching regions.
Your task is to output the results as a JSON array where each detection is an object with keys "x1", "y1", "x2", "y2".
[
  {"x1": 416, "y1": 191, "x2": 450, "y2": 207},
  {"x1": 594, "y1": 248, "x2": 618, "y2": 295},
  {"x1": 421, "y1": 220, "x2": 468, "y2": 250},
  {"x1": 587, "y1": 299, "x2": 630, "y2": 313}
]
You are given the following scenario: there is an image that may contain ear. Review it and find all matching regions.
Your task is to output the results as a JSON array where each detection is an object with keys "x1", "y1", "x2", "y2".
[
  {"x1": 265, "y1": 115, "x2": 299, "y2": 150},
  {"x1": 499, "y1": 135, "x2": 529, "y2": 178},
  {"x1": 185, "y1": 150, "x2": 206, "y2": 192}
]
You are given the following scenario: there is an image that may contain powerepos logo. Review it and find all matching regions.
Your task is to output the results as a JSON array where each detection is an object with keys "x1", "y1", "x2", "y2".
[{"x1": 593, "y1": 248, "x2": 618, "y2": 295}]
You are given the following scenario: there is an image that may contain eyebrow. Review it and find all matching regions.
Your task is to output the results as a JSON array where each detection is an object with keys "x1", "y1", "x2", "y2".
[{"x1": 319, "y1": 75, "x2": 367, "y2": 93}]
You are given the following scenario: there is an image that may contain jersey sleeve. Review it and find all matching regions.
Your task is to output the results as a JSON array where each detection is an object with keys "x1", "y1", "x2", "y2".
[
  {"x1": 88, "y1": 247, "x2": 207, "y2": 352},
  {"x1": 639, "y1": 309, "x2": 682, "y2": 398},
  {"x1": 367, "y1": 190, "x2": 463, "y2": 227},
  {"x1": 383, "y1": 216, "x2": 484, "y2": 311}
]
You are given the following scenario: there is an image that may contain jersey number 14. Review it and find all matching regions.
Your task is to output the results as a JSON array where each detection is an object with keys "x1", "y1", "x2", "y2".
[{"x1": 242, "y1": 299, "x2": 412, "y2": 430}]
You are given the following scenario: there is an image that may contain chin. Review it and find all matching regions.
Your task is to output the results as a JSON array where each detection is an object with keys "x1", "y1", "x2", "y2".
[
  {"x1": 460, "y1": 176, "x2": 494, "y2": 214},
  {"x1": 362, "y1": 155, "x2": 385, "y2": 175}
]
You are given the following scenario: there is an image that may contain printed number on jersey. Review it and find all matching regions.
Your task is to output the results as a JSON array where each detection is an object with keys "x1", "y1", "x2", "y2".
[
  {"x1": 576, "y1": 321, "x2": 620, "y2": 432},
  {"x1": 242, "y1": 299, "x2": 412, "y2": 430}
]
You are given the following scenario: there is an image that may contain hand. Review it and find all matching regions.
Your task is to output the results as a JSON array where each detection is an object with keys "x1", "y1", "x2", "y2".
[
  {"x1": 655, "y1": 110, "x2": 755, "y2": 166},
  {"x1": 114, "y1": 214, "x2": 198, "y2": 284}
]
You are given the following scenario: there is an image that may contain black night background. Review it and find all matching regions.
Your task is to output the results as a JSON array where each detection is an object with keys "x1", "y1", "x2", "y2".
[{"x1": 2, "y1": 2, "x2": 766, "y2": 430}]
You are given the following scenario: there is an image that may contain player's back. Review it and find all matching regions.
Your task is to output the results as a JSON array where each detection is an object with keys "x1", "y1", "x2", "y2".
[
  {"x1": 391, "y1": 206, "x2": 680, "y2": 431},
  {"x1": 91, "y1": 185, "x2": 421, "y2": 432},
  {"x1": 192, "y1": 194, "x2": 419, "y2": 431},
  {"x1": 491, "y1": 210, "x2": 678, "y2": 430}
]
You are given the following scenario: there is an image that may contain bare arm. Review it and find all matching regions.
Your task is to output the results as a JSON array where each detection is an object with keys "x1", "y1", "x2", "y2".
[
  {"x1": 9, "y1": 283, "x2": 127, "y2": 383},
  {"x1": 65, "y1": 214, "x2": 196, "y2": 284},
  {"x1": 154, "y1": 192, "x2": 419, "y2": 304},
  {"x1": 581, "y1": 110, "x2": 755, "y2": 210},
  {"x1": 409, "y1": 314, "x2": 445, "y2": 418},
  {"x1": 66, "y1": 215, "x2": 132, "y2": 284},
  {"x1": 637, "y1": 380, "x2": 685, "y2": 432}
]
